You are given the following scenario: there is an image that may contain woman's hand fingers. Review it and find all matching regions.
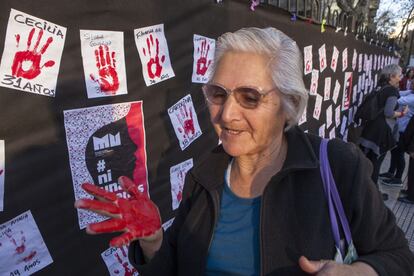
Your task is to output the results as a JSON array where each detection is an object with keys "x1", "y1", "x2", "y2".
[
  {"x1": 118, "y1": 176, "x2": 145, "y2": 199},
  {"x1": 81, "y1": 183, "x2": 118, "y2": 202},
  {"x1": 298, "y1": 256, "x2": 328, "y2": 274},
  {"x1": 87, "y1": 218, "x2": 126, "y2": 234},
  {"x1": 75, "y1": 198, "x2": 120, "y2": 217}
]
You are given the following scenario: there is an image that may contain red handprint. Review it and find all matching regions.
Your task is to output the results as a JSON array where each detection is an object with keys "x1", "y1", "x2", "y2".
[
  {"x1": 196, "y1": 39, "x2": 212, "y2": 76},
  {"x1": 5, "y1": 231, "x2": 37, "y2": 262},
  {"x1": 113, "y1": 247, "x2": 137, "y2": 276},
  {"x1": 89, "y1": 45, "x2": 120, "y2": 94},
  {"x1": 142, "y1": 34, "x2": 165, "y2": 79},
  {"x1": 176, "y1": 170, "x2": 184, "y2": 202},
  {"x1": 74, "y1": 176, "x2": 161, "y2": 247},
  {"x1": 11, "y1": 28, "x2": 55, "y2": 79},
  {"x1": 176, "y1": 106, "x2": 195, "y2": 139}
]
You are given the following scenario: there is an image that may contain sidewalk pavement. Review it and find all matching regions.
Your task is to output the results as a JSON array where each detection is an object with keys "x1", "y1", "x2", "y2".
[{"x1": 380, "y1": 153, "x2": 414, "y2": 252}]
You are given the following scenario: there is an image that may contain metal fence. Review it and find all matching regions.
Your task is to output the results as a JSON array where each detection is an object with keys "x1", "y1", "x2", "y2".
[{"x1": 260, "y1": 0, "x2": 395, "y2": 50}]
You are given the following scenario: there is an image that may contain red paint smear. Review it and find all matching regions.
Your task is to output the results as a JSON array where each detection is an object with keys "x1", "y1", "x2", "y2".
[
  {"x1": 90, "y1": 45, "x2": 119, "y2": 94},
  {"x1": 180, "y1": 106, "x2": 195, "y2": 137},
  {"x1": 23, "y1": 251, "x2": 37, "y2": 262},
  {"x1": 196, "y1": 39, "x2": 212, "y2": 76},
  {"x1": 125, "y1": 103, "x2": 149, "y2": 197},
  {"x1": 11, "y1": 28, "x2": 54, "y2": 80},
  {"x1": 16, "y1": 244, "x2": 25, "y2": 254},
  {"x1": 143, "y1": 34, "x2": 164, "y2": 79},
  {"x1": 15, "y1": 34, "x2": 20, "y2": 46}
]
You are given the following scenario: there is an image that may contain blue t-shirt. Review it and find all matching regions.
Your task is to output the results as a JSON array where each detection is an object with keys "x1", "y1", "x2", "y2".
[{"x1": 205, "y1": 181, "x2": 261, "y2": 276}]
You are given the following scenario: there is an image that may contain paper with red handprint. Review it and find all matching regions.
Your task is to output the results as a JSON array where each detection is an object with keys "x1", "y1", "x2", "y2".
[
  {"x1": 64, "y1": 101, "x2": 149, "y2": 229},
  {"x1": 168, "y1": 94, "x2": 202, "y2": 150},
  {"x1": 0, "y1": 9, "x2": 66, "y2": 97},
  {"x1": 303, "y1": 45, "x2": 313, "y2": 75},
  {"x1": 192, "y1": 34, "x2": 215, "y2": 83},
  {"x1": 318, "y1": 44, "x2": 327, "y2": 73},
  {"x1": 309, "y1": 69, "x2": 319, "y2": 96},
  {"x1": 352, "y1": 49, "x2": 357, "y2": 71},
  {"x1": 0, "y1": 210, "x2": 53, "y2": 276},
  {"x1": 102, "y1": 246, "x2": 139, "y2": 276},
  {"x1": 342, "y1": 48, "x2": 348, "y2": 72},
  {"x1": 335, "y1": 106, "x2": 341, "y2": 128},
  {"x1": 313, "y1": 94, "x2": 323, "y2": 120},
  {"x1": 341, "y1": 72, "x2": 353, "y2": 111},
  {"x1": 80, "y1": 30, "x2": 128, "y2": 98},
  {"x1": 298, "y1": 105, "x2": 307, "y2": 126},
  {"x1": 170, "y1": 158, "x2": 193, "y2": 210},
  {"x1": 134, "y1": 24, "x2": 175, "y2": 86},
  {"x1": 330, "y1": 46, "x2": 339, "y2": 72},
  {"x1": 0, "y1": 140, "x2": 4, "y2": 212}
]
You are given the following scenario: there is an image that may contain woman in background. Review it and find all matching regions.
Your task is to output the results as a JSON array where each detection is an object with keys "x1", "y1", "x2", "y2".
[{"x1": 358, "y1": 64, "x2": 408, "y2": 200}]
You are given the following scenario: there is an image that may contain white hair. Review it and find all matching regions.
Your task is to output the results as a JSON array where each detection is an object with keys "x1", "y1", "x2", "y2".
[{"x1": 211, "y1": 27, "x2": 308, "y2": 130}]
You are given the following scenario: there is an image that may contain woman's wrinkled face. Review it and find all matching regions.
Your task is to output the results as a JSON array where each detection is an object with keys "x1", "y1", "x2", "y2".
[{"x1": 207, "y1": 51, "x2": 286, "y2": 158}]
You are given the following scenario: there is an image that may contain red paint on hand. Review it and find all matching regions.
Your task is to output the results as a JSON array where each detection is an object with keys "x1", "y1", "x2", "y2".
[
  {"x1": 75, "y1": 177, "x2": 161, "y2": 247},
  {"x1": 11, "y1": 28, "x2": 55, "y2": 79},
  {"x1": 89, "y1": 45, "x2": 120, "y2": 94},
  {"x1": 196, "y1": 39, "x2": 212, "y2": 76},
  {"x1": 142, "y1": 34, "x2": 165, "y2": 79}
]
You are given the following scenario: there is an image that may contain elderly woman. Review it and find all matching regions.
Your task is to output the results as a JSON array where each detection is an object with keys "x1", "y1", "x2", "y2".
[
  {"x1": 75, "y1": 27, "x2": 414, "y2": 275},
  {"x1": 358, "y1": 64, "x2": 408, "y2": 200}
]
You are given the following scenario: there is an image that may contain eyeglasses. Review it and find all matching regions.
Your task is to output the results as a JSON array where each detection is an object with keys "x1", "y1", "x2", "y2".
[{"x1": 202, "y1": 83, "x2": 277, "y2": 109}]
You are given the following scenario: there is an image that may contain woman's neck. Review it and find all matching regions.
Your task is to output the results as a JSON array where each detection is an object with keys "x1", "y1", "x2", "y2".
[{"x1": 229, "y1": 134, "x2": 288, "y2": 198}]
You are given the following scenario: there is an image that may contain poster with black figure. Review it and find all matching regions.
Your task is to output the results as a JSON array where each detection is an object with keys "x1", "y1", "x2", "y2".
[{"x1": 64, "y1": 101, "x2": 149, "y2": 229}]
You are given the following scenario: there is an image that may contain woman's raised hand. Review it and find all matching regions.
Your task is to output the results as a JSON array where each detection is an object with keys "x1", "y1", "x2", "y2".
[{"x1": 74, "y1": 176, "x2": 162, "y2": 247}]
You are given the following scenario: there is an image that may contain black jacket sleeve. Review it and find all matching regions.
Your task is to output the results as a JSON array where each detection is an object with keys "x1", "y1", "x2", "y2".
[{"x1": 329, "y1": 139, "x2": 414, "y2": 275}]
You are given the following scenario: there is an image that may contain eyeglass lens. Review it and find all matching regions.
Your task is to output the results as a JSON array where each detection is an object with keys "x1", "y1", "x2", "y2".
[{"x1": 203, "y1": 84, "x2": 262, "y2": 109}]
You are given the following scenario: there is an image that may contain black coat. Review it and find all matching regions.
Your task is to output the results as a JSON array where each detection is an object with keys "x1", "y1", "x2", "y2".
[
  {"x1": 129, "y1": 127, "x2": 414, "y2": 276},
  {"x1": 359, "y1": 85, "x2": 399, "y2": 155},
  {"x1": 401, "y1": 115, "x2": 414, "y2": 153}
]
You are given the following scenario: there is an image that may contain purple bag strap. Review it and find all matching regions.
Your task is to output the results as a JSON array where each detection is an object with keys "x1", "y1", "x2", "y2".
[{"x1": 319, "y1": 139, "x2": 352, "y2": 254}]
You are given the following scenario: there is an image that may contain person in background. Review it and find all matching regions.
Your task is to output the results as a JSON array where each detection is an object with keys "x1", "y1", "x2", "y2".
[
  {"x1": 398, "y1": 114, "x2": 414, "y2": 204},
  {"x1": 75, "y1": 27, "x2": 414, "y2": 275},
  {"x1": 399, "y1": 67, "x2": 413, "y2": 91},
  {"x1": 358, "y1": 64, "x2": 408, "y2": 200},
  {"x1": 380, "y1": 81, "x2": 414, "y2": 186}
]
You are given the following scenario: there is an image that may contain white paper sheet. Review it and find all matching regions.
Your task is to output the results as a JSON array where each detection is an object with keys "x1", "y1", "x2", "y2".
[
  {"x1": 0, "y1": 9, "x2": 66, "y2": 97},
  {"x1": 304, "y1": 45, "x2": 313, "y2": 75},
  {"x1": 80, "y1": 30, "x2": 128, "y2": 98},
  {"x1": 313, "y1": 94, "x2": 323, "y2": 120},
  {"x1": 330, "y1": 46, "x2": 339, "y2": 72},
  {"x1": 318, "y1": 44, "x2": 327, "y2": 72},
  {"x1": 0, "y1": 211, "x2": 53, "y2": 276},
  {"x1": 310, "y1": 69, "x2": 319, "y2": 95},
  {"x1": 168, "y1": 94, "x2": 202, "y2": 150},
  {"x1": 324, "y1": 77, "x2": 331, "y2": 101},
  {"x1": 326, "y1": 105, "x2": 332, "y2": 128},
  {"x1": 134, "y1": 24, "x2": 175, "y2": 86},
  {"x1": 170, "y1": 159, "x2": 193, "y2": 210},
  {"x1": 101, "y1": 246, "x2": 138, "y2": 276},
  {"x1": 192, "y1": 34, "x2": 215, "y2": 83},
  {"x1": 342, "y1": 48, "x2": 348, "y2": 72}
]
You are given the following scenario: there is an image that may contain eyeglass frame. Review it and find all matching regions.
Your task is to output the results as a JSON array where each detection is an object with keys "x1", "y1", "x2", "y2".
[{"x1": 201, "y1": 82, "x2": 278, "y2": 109}]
